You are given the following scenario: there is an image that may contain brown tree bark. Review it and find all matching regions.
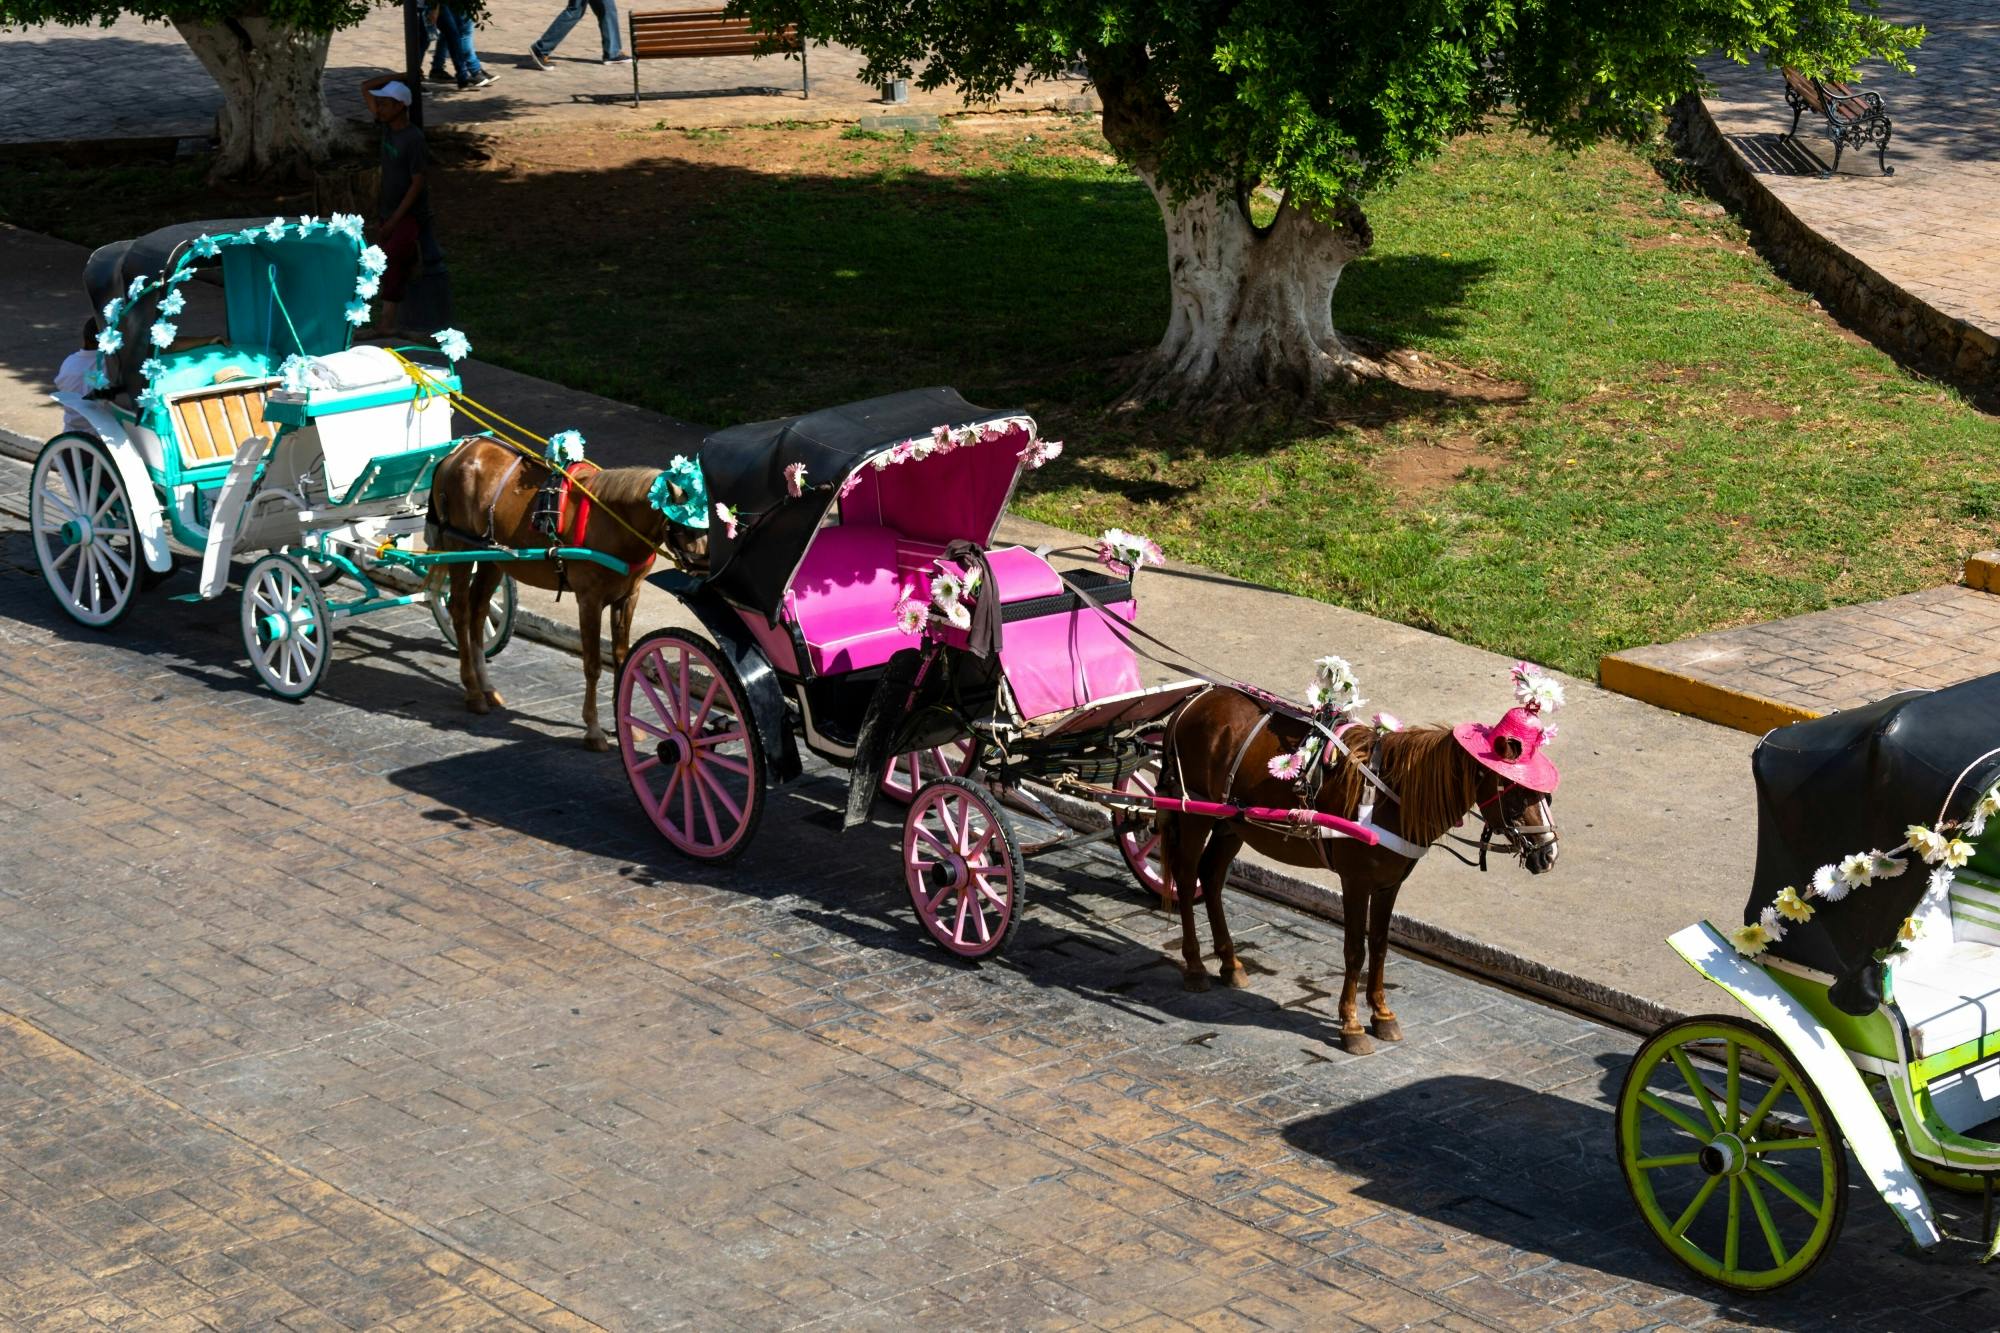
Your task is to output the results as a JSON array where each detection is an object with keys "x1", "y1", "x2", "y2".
[{"x1": 174, "y1": 17, "x2": 350, "y2": 180}]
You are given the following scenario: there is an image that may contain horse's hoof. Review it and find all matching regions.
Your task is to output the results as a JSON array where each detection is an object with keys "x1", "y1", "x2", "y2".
[
  {"x1": 584, "y1": 733, "x2": 611, "y2": 753},
  {"x1": 1182, "y1": 969, "x2": 1211, "y2": 993},
  {"x1": 464, "y1": 694, "x2": 490, "y2": 715},
  {"x1": 1340, "y1": 1029, "x2": 1376, "y2": 1056},
  {"x1": 1219, "y1": 963, "x2": 1250, "y2": 989},
  {"x1": 1370, "y1": 1016, "x2": 1404, "y2": 1042},
  {"x1": 483, "y1": 689, "x2": 505, "y2": 709}
]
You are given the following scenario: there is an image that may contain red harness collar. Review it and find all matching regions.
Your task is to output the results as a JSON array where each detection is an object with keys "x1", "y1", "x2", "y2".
[{"x1": 553, "y1": 462, "x2": 655, "y2": 577}]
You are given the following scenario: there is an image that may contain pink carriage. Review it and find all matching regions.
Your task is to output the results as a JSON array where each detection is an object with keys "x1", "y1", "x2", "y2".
[{"x1": 613, "y1": 389, "x2": 1381, "y2": 957}]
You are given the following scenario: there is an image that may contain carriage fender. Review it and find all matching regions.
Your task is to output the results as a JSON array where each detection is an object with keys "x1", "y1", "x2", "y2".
[
  {"x1": 49, "y1": 395, "x2": 172, "y2": 574},
  {"x1": 1669, "y1": 921, "x2": 1940, "y2": 1248},
  {"x1": 647, "y1": 572, "x2": 801, "y2": 784}
]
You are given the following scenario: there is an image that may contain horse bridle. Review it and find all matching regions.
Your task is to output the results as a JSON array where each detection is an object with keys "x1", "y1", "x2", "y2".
[{"x1": 1437, "y1": 781, "x2": 1558, "y2": 871}]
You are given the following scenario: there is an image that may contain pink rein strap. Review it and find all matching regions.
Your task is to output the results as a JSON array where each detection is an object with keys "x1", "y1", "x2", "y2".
[{"x1": 1147, "y1": 795, "x2": 1380, "y2": 846}]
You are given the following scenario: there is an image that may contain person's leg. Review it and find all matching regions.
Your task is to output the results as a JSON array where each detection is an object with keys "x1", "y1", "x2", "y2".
[
  {"x1": 594, "y1": 0, "x2": 624, "y2": 59},
  {"x1": 423, "y1": 8, "x2": 445, "y2": 77},
  {"x1": 454, "y1": 7, "x2": 486, "y2": 80},
  {"x1": 530, "y1": 0, "x2": 590, "y2": 60},
  {"x1": 433, "y1": 6, "x2": 466, "y2": 80},
  {"x1": 374, "y1": 215, "x2": 423, "y2": 334}
]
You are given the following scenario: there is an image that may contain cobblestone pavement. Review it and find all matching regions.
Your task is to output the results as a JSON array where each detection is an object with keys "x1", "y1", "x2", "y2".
[
  {"x1": 0, "y1": 458, "x2": 1995, "y2": 1329},
  {"x1": 0, "y1": 6, "x2": 1084, "y2": 146},
  {"x1": 1702, "y1": 0, "x2": 2000, "y2": 342},
  {"x1": 1603, "y1": 585, "x2": 2000, "y2": 724}
]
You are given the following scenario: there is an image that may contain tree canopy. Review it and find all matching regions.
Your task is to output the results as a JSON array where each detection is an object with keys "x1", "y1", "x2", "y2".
[{"x1": 0, "y1": 0, "x2": 369, "y2": 31}]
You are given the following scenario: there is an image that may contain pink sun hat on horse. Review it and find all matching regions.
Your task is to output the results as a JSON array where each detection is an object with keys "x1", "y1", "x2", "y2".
[{"x1": 1452, "y1": 662, "x2": 1564, "y2": 793}]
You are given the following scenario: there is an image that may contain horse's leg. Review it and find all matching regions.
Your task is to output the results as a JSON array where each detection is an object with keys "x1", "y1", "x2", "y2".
[
  {"x1": 578, "y1": 590, "x2": 609, "y2": 751},
  {"x1": 467, "y1": 563, "x2": 506, "y2": 710},
  {"x1": 449, "y1": 563, "x2": 488, "y2": 714},
  {"x1": 611, "y1": 587, "x2": 638, "y2": 673},
  {"x1": 1199, "y1": 829, "x2": 1248, "y2": 988},
  {"x1": 1337, "y1": 879, "x2": 1375, "y2": 1055},
  {"x1": 1162, "y1": 815, "x2": 1211, "y2": 991},
  {"x1": 1366, "y1": 882, "x2": 1404, "y2": 1043}
]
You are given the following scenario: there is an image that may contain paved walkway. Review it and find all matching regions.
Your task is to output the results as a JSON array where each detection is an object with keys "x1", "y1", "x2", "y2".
[
  {"x1": 1604, "y1": 583, "x2": 2000, "y2": 732},
  {"x1": 0, "y1": 502, "x2": 1989, "y2": 1329},
  {"x1": 0, "y1": 7, "x2": 1084, "y2": 146},
  {"x1": 1699, "y1": 1, "x2": 2000, "y2": 378},
  {"x1": 0, "y1": 222, "x2": 1756, "y2": 1025}
]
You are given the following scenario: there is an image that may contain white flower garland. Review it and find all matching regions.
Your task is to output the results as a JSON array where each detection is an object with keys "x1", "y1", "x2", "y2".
[
  {"x1": 834, "y1": 417, "x2": 1060, "y2": 500},
  {"x1": 90, "y1": 215, "x2": 381, "y2": 413},
  {"x1": 546, "y1": 429, "x2": 586, "y2": 467},
  {"x1": 1727, "y1": 780, "x2": 2000, "y2": 957}
]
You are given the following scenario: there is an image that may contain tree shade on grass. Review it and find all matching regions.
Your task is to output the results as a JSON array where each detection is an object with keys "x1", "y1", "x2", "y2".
[{"x1": 732, "y1": 0, "x2": 1919, "y2": 407}]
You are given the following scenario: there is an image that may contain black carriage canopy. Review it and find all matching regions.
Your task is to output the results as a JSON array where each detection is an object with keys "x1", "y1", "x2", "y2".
[
  {"x1": 1747, "y1": 672, "x2": 2000, "y2": 1009},
  {"x1": 696, "y1": 386, "x2": 1031, "y2": 620},
  {"x1": 83, "y1": 218, "x2": 357, "y2": 409}
]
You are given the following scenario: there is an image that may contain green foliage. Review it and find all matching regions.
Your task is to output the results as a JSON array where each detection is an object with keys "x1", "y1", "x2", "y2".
[{"x1": 735, "y1": 0, "x2": 1920, "y2": 215}]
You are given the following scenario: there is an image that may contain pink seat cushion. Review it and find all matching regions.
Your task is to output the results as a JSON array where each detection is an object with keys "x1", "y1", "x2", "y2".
[
  {"x1": 981, "y1": 545, "x2": 1064, "y2": 602},
  {"x1": 978, "y1": 546, "x2": 1142, "y2": 720},
  {"x1": 784, "y1": 525, "x2": 919, "y2": 674}
]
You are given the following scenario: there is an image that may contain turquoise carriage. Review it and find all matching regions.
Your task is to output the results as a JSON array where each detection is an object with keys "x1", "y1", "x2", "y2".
[
  {"x1": 33, "y1": 217, "x2": 543, "y2": 696},
  {"x1": 1618, "y1": 673, "x2": 2000, "y2": 1288}
]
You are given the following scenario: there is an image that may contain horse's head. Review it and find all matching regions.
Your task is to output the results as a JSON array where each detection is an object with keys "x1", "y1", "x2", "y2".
[
  {"x1": 1453, "y1": 706, "x2": 1560, "y2": 875},
  {"x1": 644, "y1": 466, "x2": 711, "y2": 573}
]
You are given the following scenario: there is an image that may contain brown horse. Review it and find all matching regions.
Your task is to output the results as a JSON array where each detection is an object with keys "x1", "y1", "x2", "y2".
[
  {"x1": 1157, "y1": 686, "x2": 1559, "y2": 1054},
  {"x1": 427, "y1": 437, "x2": 708, "y2": 749}
]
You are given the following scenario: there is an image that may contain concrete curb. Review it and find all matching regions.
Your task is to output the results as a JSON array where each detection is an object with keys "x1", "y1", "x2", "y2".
[
  {"x1": 1596, "y1": 652, "x2": 1820, "y2": 736},
  {"x1": 1965, "y1": 550, "x2": 2000, "y2": 594},
  {"x1": 0, "y1": 424, "x2": 1685, "y2": 1036}
]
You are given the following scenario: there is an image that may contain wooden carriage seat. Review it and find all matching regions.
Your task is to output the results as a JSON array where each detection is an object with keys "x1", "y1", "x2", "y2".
[{"x1": 168, "y1": 372, "x2": 276, "y2": 468}]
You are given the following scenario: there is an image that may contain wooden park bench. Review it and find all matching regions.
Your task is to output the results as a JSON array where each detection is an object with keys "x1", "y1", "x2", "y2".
[
  {"x1": 1782, "y1": 67, "x2": 1894, "y2": 177},
  {"x1": 627, "y1": 9, "x2": 807, "y2": 107}
]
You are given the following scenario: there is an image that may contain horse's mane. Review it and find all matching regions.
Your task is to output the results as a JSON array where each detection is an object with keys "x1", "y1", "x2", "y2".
[
  {"x1": 586, "y1": 465, "x2": 665, "y2": 508},
  {"x1": 1324, "y1": 724, "x2": 1480, "y2": 847}
]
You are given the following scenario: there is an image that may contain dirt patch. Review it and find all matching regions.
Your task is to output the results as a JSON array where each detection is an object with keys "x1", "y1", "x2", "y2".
[
  {"x1": 1726, "y1": 391, "x2": 1792, "y2": 422},
  {"x1": 1379, "y1": 433, "x2": 1508, "y2": 496}
]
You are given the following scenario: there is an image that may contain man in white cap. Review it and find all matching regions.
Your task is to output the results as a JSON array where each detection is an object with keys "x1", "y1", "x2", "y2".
[{"x1": 359, "y1": 75, "x2": 431, "y2": 336}]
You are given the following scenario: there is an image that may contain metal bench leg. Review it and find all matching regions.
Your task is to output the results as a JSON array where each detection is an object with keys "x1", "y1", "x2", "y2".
[
  {"x1": 1878, "y1": 119, "x2": 1894, "y2": 175},
  {"x1": 801, "y1": 44, "x2": 809, "y2": 98},
  {"x1": 1788, "y1": 105, "x2": 1802, "y2": 139},
  {"x1": 1825, "y1": 130, "x2": 1842, "y2": 179}
]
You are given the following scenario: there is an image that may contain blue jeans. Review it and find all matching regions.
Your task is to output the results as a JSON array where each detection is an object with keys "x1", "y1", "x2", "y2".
[
  {"x1": 430, "y1": 5, "x2": 483, "y2": 81},
  {"x1": 532, "y1": 0, "x2": 622, "y2": 60}
]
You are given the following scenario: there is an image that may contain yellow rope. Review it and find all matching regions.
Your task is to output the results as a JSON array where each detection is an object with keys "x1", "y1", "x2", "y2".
[{"x1": 384, "y1": 348, "x2": 687, "y2": 568}]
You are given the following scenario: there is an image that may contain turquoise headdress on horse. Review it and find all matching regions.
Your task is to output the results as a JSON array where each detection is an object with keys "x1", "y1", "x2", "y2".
[{"x1": 649, "y1": 455, "x2": 709, "y2": 529}]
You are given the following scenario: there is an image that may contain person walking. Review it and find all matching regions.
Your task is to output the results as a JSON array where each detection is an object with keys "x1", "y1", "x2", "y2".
[
  {"x1": 54, "y1": 320, "x2": 100, "y2": 438},
  {"x1": 520, "y1": 0, "x2": 628, "y2": 68},
  {"x1": 359, "y1": 76, "x2": 431, "y2": 336},
  {"x1": 427, "y1": 3, "x2": 497, "y2": 90}
]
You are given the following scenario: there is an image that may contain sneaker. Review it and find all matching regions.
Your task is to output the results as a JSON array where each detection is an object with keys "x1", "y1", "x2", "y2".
[
  {"x1": 603, "y1": 54, "x2": 632, "y2": 64},
  {"x1": 462, "y1": 70, "x2": 498, "y2": 89},
  {"x1": 520, "y1": 50, "x2": 551, "y2": 70},
  {"x1": 424, "y1": 69, "x2": 453, "y2": 84}
]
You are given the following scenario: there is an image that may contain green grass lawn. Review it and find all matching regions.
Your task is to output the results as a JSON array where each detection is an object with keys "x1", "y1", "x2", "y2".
[{"x1": 5, "y1": 120, "x2": 1992, "y2": 676}]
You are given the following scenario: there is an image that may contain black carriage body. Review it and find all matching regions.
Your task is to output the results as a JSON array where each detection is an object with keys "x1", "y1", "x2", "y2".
[{"x1": 1748, "y1": 672, "x2": 2000, "y2": 1006}]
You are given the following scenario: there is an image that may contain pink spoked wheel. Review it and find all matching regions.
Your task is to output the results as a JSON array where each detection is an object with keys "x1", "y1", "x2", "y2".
[
  {"x1": 617, "y1": 628, "x2": 766, "y2": 863},
  {"x1": 904, "y1": 777, "x2": 1026, "y2": 960},
  {"x1": 879, "y1": 737, "x2": 975, "y2": 804},
  {"x1": 1114, "y1": 728, "x2": 1198, "y2": 904}
]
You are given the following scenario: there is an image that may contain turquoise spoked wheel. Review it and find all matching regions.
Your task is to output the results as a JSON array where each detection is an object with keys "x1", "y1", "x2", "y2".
[
  {"x1": 880, "y1": 738, "x2": 975, "y2": 804},
  {"x1": 904, "y1": 777, "x2": 1026, "y2": 960},
  {"x1": 617, "y1": 628, "x2": 766, "y2": 863},
  {"x1": 429, "y1": 567, "x2": 518, "y2": 660},
  {"x1": 1616, "y1": 1014, "x2": 1847, "y2": 1292},
  {"x1": 30, "y1": 433, "x2": 142, "y2": 629},
  {"x1": 240, "y1": 553, "x2": 332, "y2": 700}
]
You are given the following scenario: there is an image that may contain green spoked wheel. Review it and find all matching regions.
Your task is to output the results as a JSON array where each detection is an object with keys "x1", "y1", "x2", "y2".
[{"x1": 1616, "y1": 1015, "x2": 1846, "y2": 1292}]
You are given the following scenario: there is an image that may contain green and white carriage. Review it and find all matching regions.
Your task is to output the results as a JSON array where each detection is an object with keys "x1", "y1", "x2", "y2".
[
  {"x1": 33, "y1": 217, "x2": 607, "y2": 697},
  {"x1": 1618, "y1": 673, "x2": 2000, "y2": 1289}
]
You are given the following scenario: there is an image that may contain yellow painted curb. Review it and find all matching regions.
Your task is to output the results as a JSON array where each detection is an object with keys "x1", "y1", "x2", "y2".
[
  {"x1": 1965, "y1": 551, "x2": 2000, "y2": 594},
  {"x1": 1598, "y1": 655, "x2": 1822, "y2": 735}
]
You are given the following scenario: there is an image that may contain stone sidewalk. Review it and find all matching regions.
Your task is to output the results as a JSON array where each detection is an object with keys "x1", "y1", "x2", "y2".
[
  {"x1": 0, "y1": 222, "x2": 1756, "y2": 1026},
  {"x1": 0, "y1": 517, "x2": 1987, "y2": 1330},
  {"x1": 0, "y1": 7, "x2": 1085, "y2": 147},
  {"x1": 1603, "y1": 582, "x2": 2000, "y2": 733}
]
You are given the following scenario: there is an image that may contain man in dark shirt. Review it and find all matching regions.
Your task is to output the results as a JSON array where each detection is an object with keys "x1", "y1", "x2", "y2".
[{"x1": 360, "y1": 76, "x2": 431, "y2": 335}]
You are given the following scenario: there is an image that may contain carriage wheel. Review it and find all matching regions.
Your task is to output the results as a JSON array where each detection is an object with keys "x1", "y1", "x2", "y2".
[
  {"x1": 240, "y1": 553, "x2": 332, "y2": 700},
  {"x1": 30, "y1": 434, "x2": 142, "y2": 629},
  {"x1": 618, "y1": 628, "x2": 765, "y2": 863},
  {"x1": 429, "y1": 566, "x2": 518, "y2": 660},
  {"x1": 880, "y1": 738, "x2": 975, "y2": 804},
  {"x1": 1112, "y1": 729, "x2": 1195, "y2": 903},
  {"x1": 1616, "y1": 1014, "x2": 1846, "y2": 1292},
  {"x1": 904, "y1": 777, "x2": 1026, "y2": 960}
]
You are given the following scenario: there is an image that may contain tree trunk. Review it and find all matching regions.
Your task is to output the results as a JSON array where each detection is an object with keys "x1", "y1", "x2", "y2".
[
  {"x1": 174, "y1": 18, "x2": 350, "y2": 181},
  {"x1": 1127, "y1": 170, "x2": 1378, "y2": 408}
]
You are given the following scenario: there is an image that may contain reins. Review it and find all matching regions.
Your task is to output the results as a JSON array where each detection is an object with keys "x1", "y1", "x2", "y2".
[{"x1": 385, "y1": 349, "x2": 691, "y2": 570}]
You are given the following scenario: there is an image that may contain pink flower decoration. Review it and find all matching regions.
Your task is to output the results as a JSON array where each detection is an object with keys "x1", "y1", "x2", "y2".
[
  {"x1": 838, "y1": 473, "x2": 863, "y2": 500},
  {"x1": 784, "y1": 462, "x2": 807, "y2": 498},
  {"x1": 1372, "y1": 711, "x2": 1402, "y2": 733},
  {"x1": 1268, "y1": 750, "x2": 1306, "y2": 781},
  {"x1": 714, "y1": 503, "x2": 739, "y2": 539}
]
